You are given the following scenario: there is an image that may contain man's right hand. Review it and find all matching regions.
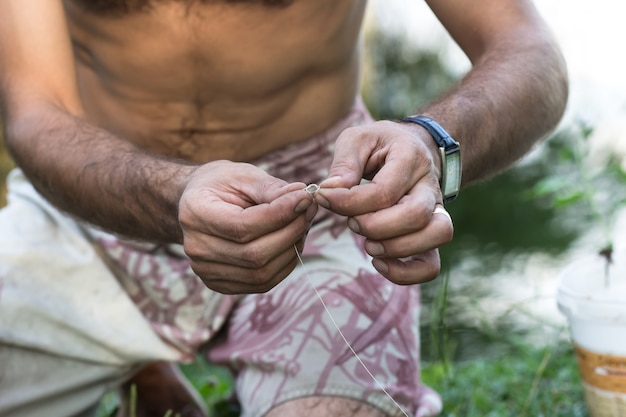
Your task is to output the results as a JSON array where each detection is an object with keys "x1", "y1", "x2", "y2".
[{"x1": 178, "y1": 160, "x2": 317, "y2": 294}]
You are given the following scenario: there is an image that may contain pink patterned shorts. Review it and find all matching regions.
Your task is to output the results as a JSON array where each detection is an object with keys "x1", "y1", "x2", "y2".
[{"x1": 87, "y1": 98, "x2": 442, "y2": 417}]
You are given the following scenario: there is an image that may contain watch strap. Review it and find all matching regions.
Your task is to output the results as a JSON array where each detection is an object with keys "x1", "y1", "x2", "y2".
[{"x1": 401, "y1": 115, "x2": 461, "y2": 203}]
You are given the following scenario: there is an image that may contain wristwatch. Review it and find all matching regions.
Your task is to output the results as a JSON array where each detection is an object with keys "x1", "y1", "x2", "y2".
[{"x1": 401, "y1": 115, "x2": 462, "y2": 203}]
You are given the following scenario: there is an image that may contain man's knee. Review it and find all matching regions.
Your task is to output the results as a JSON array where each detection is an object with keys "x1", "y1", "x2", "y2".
[{"x1": 265, "y1": 396, "x2": 388, "y2": 417}]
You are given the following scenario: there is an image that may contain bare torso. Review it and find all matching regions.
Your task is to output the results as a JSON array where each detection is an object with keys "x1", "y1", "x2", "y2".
[{"x1": 63, "y1": 0, "x2": 366, "y2": 162}]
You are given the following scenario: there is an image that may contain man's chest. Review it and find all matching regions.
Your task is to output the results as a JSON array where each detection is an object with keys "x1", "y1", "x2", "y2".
[{"x1": 64, "y1": 0, "x2": 366, "y2": 101}]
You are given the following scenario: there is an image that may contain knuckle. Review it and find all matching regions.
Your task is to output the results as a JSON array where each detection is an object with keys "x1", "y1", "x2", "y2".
[
  {"x1": 421, "y1": 265, "x2": 441, "y2": 283},
  {"x1": 331, "y1": 157, "x2": 362, "y2": 176},
  {"x1": 207, "y1": 283, "x2": 235, "y2": 295},
  {"x1": 232, "y1": 220, "x2": 256, "y2": 243},
  {"x1": 247, "y1": 270, "x2": 276, "y2": 292},
  {"x1": 177, "y1": 204, "x2": 197, "y2": 230},
  {"x1": 241, "y1": 245, "x2": 271, "y2": 268},
  {"x1": 337, "y1": 124, "x2": 365, "y2": 141},
  {"x1": 413, "y1": 143, "x2": 435, "y2": 165},
  {"x1": 377, "y1": 187, "x2": 397, "y2": 207},
  {"x1": 379, "y1": 120, "x2": 397, "y2": 129},
  {"x1": 411, "y1": 204, "x2": 432, "y2": 229},
  {"x1": 183, "y1": 240, "x2": 205, "y2": 260},
  {"x1": 275, "y1": 209, "x2": 297, "y2": 230}
]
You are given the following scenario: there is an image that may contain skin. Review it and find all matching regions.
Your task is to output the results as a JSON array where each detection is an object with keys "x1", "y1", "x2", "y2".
[{"x1": 0, "y1": 0, "x2": 568, "y2": 415}]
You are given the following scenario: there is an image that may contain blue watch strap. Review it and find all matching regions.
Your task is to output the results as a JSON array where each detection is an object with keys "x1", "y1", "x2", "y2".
[{"x1": 401, "y1": 115, "x2": 461, "y2": 203}]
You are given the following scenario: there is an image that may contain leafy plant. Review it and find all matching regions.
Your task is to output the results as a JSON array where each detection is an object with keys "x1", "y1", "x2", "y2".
[
  {"x1": 95, "y1": 359, "x2": 237, "y2": 417},
  {"x1": 178, "y1": 357, "x2": 239, "y2": 416},
  {"x1": 528, "y1": 121, "x2": 626, "y2": 285},
  {"x1": 422, "y1": 339, "x2": 588, "y2": 417}
]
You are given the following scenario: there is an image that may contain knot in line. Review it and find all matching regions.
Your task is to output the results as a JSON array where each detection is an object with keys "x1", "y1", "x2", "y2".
[{"x1": 304, "y1": 183, "x2": 320, "y2": 196}]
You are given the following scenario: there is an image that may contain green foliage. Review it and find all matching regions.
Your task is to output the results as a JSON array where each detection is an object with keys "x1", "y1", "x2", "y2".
[
  {"x1": 95, "y1": 359, "x2": 237, "y2": 417},
  {"x1": 527, "y1": 121, "x2": 626, "y2": 253},
  {"x1": 362, "y1": 26, "x2": 457, "y2": 120},
  {"x1": 422, "y1": 229, "x2": 590, "y2": 417},
  {"x1": 178, "y1": 357, "x2": 239, "y2": 417},
  {"x1": 95, "y1": 391, "x2": 121, "y2": 417},
  {"x1": 422, "y1": 341, "x2": 588, "y2": 417}
]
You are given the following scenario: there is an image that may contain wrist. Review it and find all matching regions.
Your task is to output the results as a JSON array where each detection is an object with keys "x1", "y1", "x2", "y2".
[
  {"x1": 399, "y1": 115, "x2": 462, "y2": 203},
  {"x1": 397, "y1": 120, "x2": 443, "y2": 179}
]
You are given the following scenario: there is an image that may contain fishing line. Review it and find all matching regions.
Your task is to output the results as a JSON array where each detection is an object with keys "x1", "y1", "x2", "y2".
[{"x1": 294, "y1": 184, "x2": 411, "y2": 417}]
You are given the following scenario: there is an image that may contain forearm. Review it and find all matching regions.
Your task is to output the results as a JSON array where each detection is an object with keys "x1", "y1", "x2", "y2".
[
  {"x1": 3, "y1": 102, "x2": 196, "y2": 243},
  {"x1": 416, "y1": 29, "x2": 568, "y2": 186}
]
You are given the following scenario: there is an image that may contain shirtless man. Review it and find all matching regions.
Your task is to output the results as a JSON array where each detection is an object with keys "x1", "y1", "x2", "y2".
[{"x1": 0, "y1": 0, "x2": 567, "y2": 416}]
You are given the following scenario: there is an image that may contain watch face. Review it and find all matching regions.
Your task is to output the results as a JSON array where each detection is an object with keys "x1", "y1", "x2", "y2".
[{"x1": 444, "y1": 151, "x2": 462, "y2": 196}]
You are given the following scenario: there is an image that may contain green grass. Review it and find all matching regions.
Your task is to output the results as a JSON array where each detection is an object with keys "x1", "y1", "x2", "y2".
[
  {"x1": 416, "y1": 272, "x2": 589, "y2": 417},
  {"x1": 422, "y1": 340, "x2": 588, "y2": 417}
]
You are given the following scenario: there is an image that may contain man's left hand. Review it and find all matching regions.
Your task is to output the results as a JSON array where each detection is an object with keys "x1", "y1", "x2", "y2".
[{"x1": 314, "y1": 120, "x2": 454, "y2": 285}]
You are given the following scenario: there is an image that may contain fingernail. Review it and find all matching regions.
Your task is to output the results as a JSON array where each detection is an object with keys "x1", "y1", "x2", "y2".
[
  {"x1": 372, "y1": 259, "x2": 389, "y2": 274},
  {"x1": 314, "y1": 193, "x2": 330, "y2": 209},
  {"x1": 319, "y1": 176, "x2": 342, "y2": 188},
  {"x1": 433, "y1": 204, "x2": 452, "y2": 223},
  {"x1": 365, "y1": 241, "x2": 385, "y2": 256},
  {"x1": 348, "y1": 218, "x2": 360, "y2": 234},
  {"x1": 295, "y1": 198, "x2": 312, "y2": 213}
]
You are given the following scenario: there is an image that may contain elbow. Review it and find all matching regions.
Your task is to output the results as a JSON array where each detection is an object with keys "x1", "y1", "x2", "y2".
[
  {"x1": 1, "y1": 100, "x2": 62, "y2": 172},
  {"x1": 1, "y1": 102, "x2": 39, "y2": 166},
  {"x1": 0, "y1": 82, "x2": 84, "y2": 165}
]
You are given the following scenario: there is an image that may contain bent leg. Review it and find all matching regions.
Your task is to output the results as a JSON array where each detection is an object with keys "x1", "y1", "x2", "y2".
[
  {"x1": 207, "y1": 215, "x2": 442, "y2": 417},
  {"x1": 266, "y1": 396, "x2": 386, "y2": 417},
  {"x1": 0, "y1": 170, "x2": 181, "y2": 417}
]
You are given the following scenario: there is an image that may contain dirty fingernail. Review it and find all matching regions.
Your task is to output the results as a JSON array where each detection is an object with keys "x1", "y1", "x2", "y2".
[
  {"x1": 295, "y1": 198, "x2": 312, "y2": 213},
  {"x1": 348, "y1": 218, "x2": 360, "y2": 234},
  {"x1": 372, "y1": 259, "x2": 389, "y2": 274},
  {"x1": 365, "y1": 241, "x2": 385, "y2": 256}
]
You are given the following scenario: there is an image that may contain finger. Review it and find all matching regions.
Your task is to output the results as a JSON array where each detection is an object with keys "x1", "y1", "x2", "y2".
[
  {"x1": 186, "y1": 163, "x2": 304, "y2": 207},
  {"x1": 318, "y1": 136, "x2": 434, "y2": 217},
  {"x1": 433, "y1": 204, "x2": 452, "y2": 223},
  {"x1": 347, "y1": 180, "x2": 439, "y2": 240},
  {"x1": 187, "y1": 188, "x2": 313, "y2": 243},
  {"x1": 245, "y1": 178, "x2": 309, "y2": 205},
  {"x1": 193, "y1": 250, "x2": 299, "y2": 294},
  {"x1": 371, "y1": 250, "x2": 441, "y2": 286},
  {"x1": 184, "y1": 214, "x2": 310, "y2": 267},
  {"x1": 322, "y1": 125, "x2": 378, "y2": 189},
  {"x1": 364, "y1": 204, "x2": 453, "y2": 259}
]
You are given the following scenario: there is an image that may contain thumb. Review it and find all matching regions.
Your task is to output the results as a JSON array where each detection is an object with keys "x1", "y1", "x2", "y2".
[{"x1": 321, "y1": 141, "x2": 370, "y2": 190}]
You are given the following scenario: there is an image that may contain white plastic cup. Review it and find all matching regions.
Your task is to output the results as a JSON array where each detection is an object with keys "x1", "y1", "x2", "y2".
[{"x1": 557, "y1": 254, "x2": 626, "y2": 417}]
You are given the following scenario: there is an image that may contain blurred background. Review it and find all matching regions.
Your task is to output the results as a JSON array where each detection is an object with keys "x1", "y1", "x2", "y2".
[
  {"x1": 361, "y1": 0, "x2": 626, "y2": 350},
  {"x1": 359, "y1": 2, "x2": 626, "y2": 414},
  {"x1": 2, "y1": 1, "x2": 625, "y2": 415}
]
